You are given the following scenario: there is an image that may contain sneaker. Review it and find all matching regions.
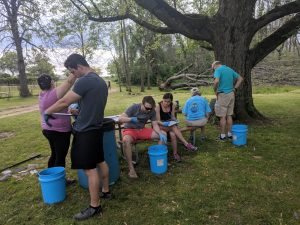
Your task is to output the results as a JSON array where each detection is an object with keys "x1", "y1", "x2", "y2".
[
  {"x1": 185, "y1": 143, "x2": 198, "y2": 152},
  {"x1": 73, "y1": 205, "x2": 102, "y2": 221},
  {"x1": 173, "y1": 153, "x2": 182, "y2": 163},
  {"x1": 100, "y1": 191, "x2": 112, "y2": 200},
  {"x1": 216, "y1": 136, "x2": 226, "y2": 142},
  {"x1": 227, "y1": 135, "x2": 233, "y2": 140}
]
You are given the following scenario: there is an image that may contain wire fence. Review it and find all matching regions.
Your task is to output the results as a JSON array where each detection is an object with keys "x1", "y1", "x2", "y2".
[{"x1": 0, "y1": 84, "x2": 40, "y2": 99}]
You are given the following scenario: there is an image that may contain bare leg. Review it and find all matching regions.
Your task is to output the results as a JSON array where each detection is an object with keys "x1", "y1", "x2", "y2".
[
  {"x1": 219, "y1": 116, "x2": 226, "y2": 135},
  {"x1": 85, "y1": 168, "x2": 100, "y2": 207},
  {"x1": 122, "y1": 135, "x2": 137, "y2": 178},
  {"x1": 171, "y1": 126, "x2": 189, "y2": 145},
  {"x1": 226, "y1": 115, "x2": 233, "y2": 133},
  {"x1": 169, "y1": 131, "x2": 178, "y2": 155},
  {"x1": 97, "y1": 161, "x2": 109, "y2": 193}
]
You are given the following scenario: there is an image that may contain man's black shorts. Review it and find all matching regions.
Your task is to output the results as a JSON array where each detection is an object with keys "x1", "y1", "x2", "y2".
[{"x1": 71, "y1": 129, "x2": 104, "y2": 169}]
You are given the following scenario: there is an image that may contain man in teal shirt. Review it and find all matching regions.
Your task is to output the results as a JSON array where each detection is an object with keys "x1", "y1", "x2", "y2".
[{"x1": 212, "y1": 61, "x2": 243, "y2": 141}]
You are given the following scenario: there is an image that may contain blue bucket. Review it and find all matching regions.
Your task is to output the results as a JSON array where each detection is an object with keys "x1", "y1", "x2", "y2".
[
  {"x1": 232, "y1": 124, "x2": 248, "y2": 146},
  {"x1": 38, "y1": 167, "x2": 66, "y2": 204},
  {"x1": 148, "y1": 145, "x2": 168, "y2": 174}
]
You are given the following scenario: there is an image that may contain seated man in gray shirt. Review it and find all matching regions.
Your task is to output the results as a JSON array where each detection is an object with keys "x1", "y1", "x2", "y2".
[{"x1": 119, "y1": 96, "x2": 167, "y2": 178}]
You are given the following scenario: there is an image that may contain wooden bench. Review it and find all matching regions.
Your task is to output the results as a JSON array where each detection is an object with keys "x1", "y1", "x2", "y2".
[
  {"x1": 180, "y1": 126, "x2": 204, "y2": 146},
  {"x1": 114, "y1": 119, "x2": 155, "y2": 165},
  {"x1": 117, "y1": 139, "x2": 158, "y2": 165},
  {"x1": 109, "y1": 114, "x2": 201, "y2": 164}
]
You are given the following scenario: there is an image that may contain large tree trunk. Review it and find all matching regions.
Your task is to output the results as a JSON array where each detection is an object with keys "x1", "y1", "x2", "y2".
[
  {"x1": 15, "y1": 43, "x2": 30, "y2": 97},
  {"x1": 235, "y1": 64, "x2": 266, "y2": 121},
  {"x1": 212, "y1": 3, "x2": 265, "y2": 122},
  {"x1": 9, "y1": 1, "x2": 30, "y2": 97},
  {"x1": 214, "y1": 45, "x2": 265, "y2": 121}
]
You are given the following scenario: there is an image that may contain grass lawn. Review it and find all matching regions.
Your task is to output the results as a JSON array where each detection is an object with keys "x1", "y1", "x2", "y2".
[{"x1": 0, "y1": 86, "x2": 299, "y2": 225}]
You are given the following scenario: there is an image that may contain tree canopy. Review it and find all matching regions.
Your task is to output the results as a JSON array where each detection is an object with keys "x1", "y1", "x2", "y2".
[{"x1": 70, "y1": 0, "x2": 300, "y2": 120}]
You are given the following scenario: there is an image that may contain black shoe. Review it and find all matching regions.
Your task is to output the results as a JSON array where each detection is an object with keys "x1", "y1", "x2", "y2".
[
  {"x1": 216, "y1": 136, "x2": 226, "y2": 142},
  {"x1": 100, "y1": 191, "x2": 112, "y2": 200},
  {"x1": 73, "y1": 205, "x2": 102, "y2": 221},
  {"x1": 227, "y1": 135, "x2": 233, "y2": 140}
]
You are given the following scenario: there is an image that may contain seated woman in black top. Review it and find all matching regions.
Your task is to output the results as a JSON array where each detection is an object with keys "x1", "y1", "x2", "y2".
[{"x1": 155, "y1": 93, "x2": 198, "y2": 162}]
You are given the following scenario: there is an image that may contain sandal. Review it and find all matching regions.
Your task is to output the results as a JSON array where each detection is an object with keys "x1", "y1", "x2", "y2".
[
  {"x1": 128, "y1": 170, "x2": 138, "y2": 179},
  {"x1": 173, "y1": 153, "x2": 182, "y2": 163}
]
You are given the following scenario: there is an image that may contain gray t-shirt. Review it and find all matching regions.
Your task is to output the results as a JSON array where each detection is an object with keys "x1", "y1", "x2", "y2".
[
  {"x1": 124, "y1": 103, "x2": 156, "y2": 129},
  {"x1": 72, "y1": 72, "x2": 108, "y2": 132}
]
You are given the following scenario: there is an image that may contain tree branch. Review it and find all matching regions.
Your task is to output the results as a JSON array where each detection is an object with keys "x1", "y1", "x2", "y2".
[
  {"x1": 2, "y1": 42, "x2": 14, "y2": 53},
  {"x1": 70, "y1": 0, "x2": 175, "y2": 34},
  {"x1": 198, "y1": 42, "x2": 214, "y2": 51},
  {"x1": 128, "y1": 14, "x2": 175, "y2": 34},
  {"x1": 159, "y1": 67, "x2": 212, "y2": 90},
  {"x1": 70, "y1": 0, "x2": 92, "y2": 15},
  {"x1": 161, "y1": 81, "x2": 213, "y2": 90},
  {"x1": 163, "y1": 63, "x2": 193, "y2": 83},
  {"x1": 0, "y1": 27, "x2": 10, "y2": 32},
  {"x1": 0, "y1": 35, "x2": 12, "y2": 42},
  {"x1": 134, "y1": 0, "x2": 212, "y2": 41},
  {"x1": 249, "y1": 13, "x2": 300, "y2": 68},
  {"x1": 0, "y1": 12, "x2": 9, "y2": 19},
  {"x1": 253, "y1": 1, "x2": 300, "y2": 33},
  {"x1": 21, "y1": 37, "x2": 43, "y2": 50}
]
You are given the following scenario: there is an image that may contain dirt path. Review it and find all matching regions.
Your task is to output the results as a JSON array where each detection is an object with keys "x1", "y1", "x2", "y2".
[
  {"x1": 0, "y1": 88, "x2": 120, "y2": 119},
  {"x1": 0, "y1": 104, "x2": 39, "y2": 119}
]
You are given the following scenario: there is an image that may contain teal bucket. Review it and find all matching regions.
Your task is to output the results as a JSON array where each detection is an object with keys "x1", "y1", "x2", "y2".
[
  {"x1": 38, "y1": 167, "x2": 66, "y2": 204},
  {"x1": 148, "y1": 145, "x2": 168, "y2": 174},
  {"x1": 232, "y1": 124, "x2": 248, "y2": 146},
  {"x1": 77, "y1": 169, "x2": 88, "y2": 189}
]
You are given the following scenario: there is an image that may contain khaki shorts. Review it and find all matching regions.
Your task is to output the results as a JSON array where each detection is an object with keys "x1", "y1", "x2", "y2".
[
  {"x1": 185, "y1": 118, "x2": 208, "y2": 127},
  {"x1": 215, "y1": 92, "x2": 235, "y2": 117}
]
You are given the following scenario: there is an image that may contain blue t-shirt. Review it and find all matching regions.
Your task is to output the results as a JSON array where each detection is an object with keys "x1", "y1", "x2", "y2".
[
  {"x1": 213, "y1": 65, "x2": 240, "y2": 94},
  {"x1": 182, "y1": 96, "x2": 211, "y2": 121}
]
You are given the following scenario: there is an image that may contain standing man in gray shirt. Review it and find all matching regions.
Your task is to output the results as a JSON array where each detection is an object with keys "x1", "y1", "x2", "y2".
[
  {"x1": 44, "y1": 54, "x2": 110, "y2": 221},
  {"x1": 119, "y1": 96, "x2": 167, "y2": 179}
]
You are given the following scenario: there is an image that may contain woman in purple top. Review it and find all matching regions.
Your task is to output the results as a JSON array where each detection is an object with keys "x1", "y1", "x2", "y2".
[{"x1": 38, "y1": 74, "x2": 76, "y2": 171}]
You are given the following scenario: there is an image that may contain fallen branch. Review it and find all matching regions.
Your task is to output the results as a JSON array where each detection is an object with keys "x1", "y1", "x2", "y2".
[
  {"x1": 159, "y1": 67, "x2": 213, "y2": 90},
  {"x1": 0, "y1": 154, "x2": 41, "y2": 173}
]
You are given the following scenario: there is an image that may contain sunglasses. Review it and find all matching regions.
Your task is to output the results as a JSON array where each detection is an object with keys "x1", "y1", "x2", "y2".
[{"x1": 144, "y1": 105, "x2": 152, "y2": 111}]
